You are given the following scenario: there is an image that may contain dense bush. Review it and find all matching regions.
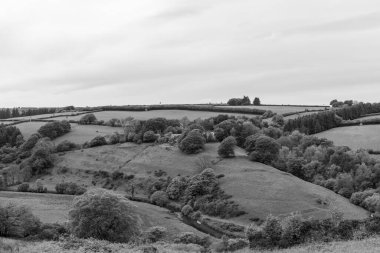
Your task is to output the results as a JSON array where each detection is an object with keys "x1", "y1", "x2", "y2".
[
  {"x1": 88, "y1": 136, "x2": 107, "y2": 147},
  {"x1": 20, "y1": 134, "x2": 40, "y2": 151},
  {"x1": 56, "y1": 182, "x2": 86, "y2": 195},
  {"x1": 181, "y1": 205, "x2": 194, "y2": 216},
  {"x1": 38, "y1": 121, "x2": 71, "y2": 139},
  {"x1": 69, "y1": 189, "x2": 141, "y2": 242},
  {"x1": 56, "y1": 140, "x2": 78, "y2": 152},
  {"x1": 178, "y1": 130, "x2": 206, "y2": 154},
  {"x1": 142, "y1": 226, "x2": 167, "y2": 243},
  {"x1": 166, "y1": 176, "x2": 189, "y2": 200},
  {"x1": 0, "y1": 125, "x2": 23, "y2": 148},
  {"x1": 109, "y1": 132, "x2": 121, "y2": 144},
  {"x1": 143, "y1": 131, "x2": 157, "y2": 143},
  {"x1": 150, "y1": 190, "x2": 169, "y2": 207},
  {"x1": 28, "y1": 146, "x2": 54, "y2": 175},
  {"x1": 218, "y1": 136, "x2": 237, "y2": 158},
  {"x1": 0, "y1": 203, "x2": 41, "y2": 238},
  {"x1": 79, "y1": 114, "x2": 97, "y2": 124},
  {"x1": 17, "y1": 183, "x2": 30, "y2": 192},
  {"x1": 174, "y1": 232, "x2": 211, "y2": 247},
  {"x1": 249, "y1": 136, "x2": 280, "y2": 164}
]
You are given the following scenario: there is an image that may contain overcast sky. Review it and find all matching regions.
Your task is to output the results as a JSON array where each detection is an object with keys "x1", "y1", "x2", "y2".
[{"x1": 1, "y1": 0, "x2": 380, "y2": 107}]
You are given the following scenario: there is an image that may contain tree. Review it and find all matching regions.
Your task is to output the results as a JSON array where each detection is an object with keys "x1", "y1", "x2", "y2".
[
  {"x1": 143, "y1": 131, "x2": 157, "y2": 143},
  {"x1": 69, "y1": 189, "x2": 141, "y2": 242},
  {"x1": 249, "y1": 136, "x2": 280, "y2": 164},
  {"x1": 253, "y1": 97, "x2": 261, "y2": 106},
  {"x1": 178, "y1": 130, "x2": 206, "y2": 154},
  {"x1": 218, "y1": 136, "x2": 237, "y2": 158},
  {"x1": 79, "y1": 114, "x2": 97, "y2": 125},
  {"x1": 242, "y1": 96, "x2": 251, "y2": 105}
]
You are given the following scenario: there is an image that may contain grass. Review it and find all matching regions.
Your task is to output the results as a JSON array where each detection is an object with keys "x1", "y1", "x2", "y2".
[
  {"x1": 43, "y1": 143, "x2": 368, "y2": 225},
  {"x1": 0, "y1": 191, "x2": 206, "y2": 240},
  {"x1": 15, "y1": 121, "x2": 46, "y2": 139},
  {"x1": 315, "y1": 125, "x2": 380, "y2": 150},
  {"x1": 2, "y1": 235, "x2": 380, "y2": 253},
  {"x1": 51, "y1": 110, "x2": 257, "y2": 121},
  {"x1": 216, "y1": 105, "x2": 329, "y2": 114}
]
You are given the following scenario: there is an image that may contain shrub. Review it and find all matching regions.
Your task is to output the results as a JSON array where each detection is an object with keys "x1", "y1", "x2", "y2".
[
  {"x1": 56, "y1": 182, "x2": 86, "y2": 195},
  {"x1": 226, "y1": 238, "x2": 249, "y2": 252},
  {"x1": 38, "y1": 121, "x2": 71, "y2": 139},
  {"x1": 280, "y1": 213, "x2": 303, "y2": 247},
  {"x1": 181, "y1": 205, "x2": 193, "y2": 216},
  {"x1": 143, "y1": 131, "x2": 157, "y2": 143},
  {"x1": 166, "y1": 176, "x2": 189, "y2": 200},
  {"x1": 174, "y1": 232, "x2": 211, "y2": 247},
  {"x1": 0, "y1": 203, "x2": 41, "y2": 238},
  {"x1": 363, "y1": 193, "x2": 380, "y2": 212},
  {"x1": 218, "y1": 136, "x2": 237, "y2": 158},
  {"x1": 246, "y1": 225, "x2": 266, "y2": 248},
  {"x1": 56, "y1": 140, "x2": 77, "y2": 152},
  {"x1": 79, "y1": 114, "x2": 97, "y2": 124},
  {"x1": 350, "y1": 189, "x2": 376, "y2": 206},
  {"x1": 262, "y1": 215, "x2": 282, "y2": 246},
  {"x1": 150, "y1": 191, "x2": 169, "y2": 207},
  {"x1": 249, "y1": 136, "x2": 280, "y2": 164},
  {"x1": 178, "y1": 130, "x2": 206, "y2": 154},
  {"x1": 29, "y1": 146, "x2": 54, "y2": 175},
  {"x1": 17, "y1": 183, "x2": 30, "y2": 192},
  {"x1": 184, "y1": 168, "x2": 218, "y2": 201},
  {"x1": 109, "y1": 132, "x2": 120, "y2": 144},
  {"x1": 143, "y1": 226, "x2": 167, "y2": 243},
  {"x1": 20, "y1": 134, "x2": 40, "y2": 151},
  {"x1": 69, "y1": 189, "x2": 141, "y2": 242},
  {"x1": 88, "y1": 136, "x2": 107, "y2": 147}
]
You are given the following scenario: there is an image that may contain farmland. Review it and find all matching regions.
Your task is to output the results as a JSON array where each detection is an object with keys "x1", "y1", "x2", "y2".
[
  {"x1": 315, "y1": 125, "x2": 380, "y2": 151},
  {"x1": 52, "y1": 109, "x2": 257, "y2": 121},
  {"x1": 217, "y1": 105, "x2": 329, "y2": 115}
]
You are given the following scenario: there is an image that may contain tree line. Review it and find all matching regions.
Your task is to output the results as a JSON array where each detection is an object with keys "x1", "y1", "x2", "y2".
[
  {"x1": 284, "y1": 102, "x2": 380, "y2": 134},
  {"x1": 0, "y1": 108, "x2": 57, "y2": 119},
  {"x1": 227, "y1": 96, "x2": 261, "y2": 106}
]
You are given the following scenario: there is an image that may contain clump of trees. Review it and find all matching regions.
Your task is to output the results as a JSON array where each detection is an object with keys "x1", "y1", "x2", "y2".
[
  {"x1": 227, "y1": 96, "x2": 251, "y2": 106},
  {"x1": 69, "y1": 189, "x2": 141, "y2": 242},
  {"x1": 38, "y1": 121, "x2": 71, "y2": 139}
]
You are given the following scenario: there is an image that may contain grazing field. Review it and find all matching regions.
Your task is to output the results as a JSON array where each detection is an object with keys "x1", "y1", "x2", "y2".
[
  {"x1": 284, "y1": 110, "x2": 330, "y2": 120},
  {"x1": 0, "y1": 191, "x2": 206, "y2": 239},
  {"x1": 2, "y1": 235, "x2": 380, "y2": 253},
  {"x1": 315, "y1": 125, "x2": 380, "y2": 150},
  {"x1": 53, "y1": 124, "x2": 123, "y2": 144},
  {"x1": 44, "y1": 143, "x2": 368, "y2": 223},
  {"x1": 10, "y1": 112, "x2": 87, "y2": 121},
  {"x1": 15, "y1": 122, "x2": 122, "y2": 144},
  {"x1": 217, "y1": 105, "x2": 329, "y2": 114},
  {"x1": 52, "y1": 110, "x2": 256, "y2": 121},
  {"x1": 16, "y1": 121, "x2": 47, "y2": 139}
]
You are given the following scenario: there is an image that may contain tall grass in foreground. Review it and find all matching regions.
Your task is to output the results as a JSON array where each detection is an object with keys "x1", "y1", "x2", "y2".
[{"x1": 1, "y1": 236, "x2": 380, "y2": 253}]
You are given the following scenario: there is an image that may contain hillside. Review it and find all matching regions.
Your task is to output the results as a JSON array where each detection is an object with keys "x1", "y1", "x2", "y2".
[{"x1": 36, "y1": 143, "x2": 368, "y2": 223}]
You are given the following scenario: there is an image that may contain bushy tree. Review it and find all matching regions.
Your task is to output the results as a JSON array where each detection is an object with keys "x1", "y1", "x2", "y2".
[
  {"x1": 143, "y1": 131, "x2": 157, "y2": 143},
  {"x1": 20, "y1": 134, "x2": 40, "y2": 151},
  {"x1": 69, "y1": 189, "x2": 141, "y2": 242},
  {"x1": 56, "y1": 140, "x2": 77, "y2": 152},
  {"x1": 178, "y1": 130, "x2": 206, "y2": 154},
  {"x1": 88, "y1": 136, "x2": 107, "y2": 147},
  {"x1": 79, "y1": 114, "x2": 97, "y2": 124},
  {"x1": 218, "y1": 136, "x2": 237, "y2": 158},
  {"x1": 249, "y1": 136, "x2": 280, "y2": 164},
  {"x1": 150, "y1": 191, "x2": 169, "y2": 207},
  {"x1": 166, "y1": 176, "x2": 189, "y2": 200},
  {"x1": 253, "y1": 97, "x2": 261, "y2": 105}
]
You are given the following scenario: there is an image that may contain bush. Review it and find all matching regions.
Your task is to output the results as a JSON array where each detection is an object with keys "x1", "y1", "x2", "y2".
[
  {"x1": 17, "y1": 183, "x2": 30, "y2": 192},
  {"x1": 38, "y1": 121, "x2": 71, "y2": 139},
  {"x1": 178, "y1": 130, "x2": 206, "y2": 154},
  {"x1": 246, "y1": 225, "x2": 266, "y2": 248},
  {"x1": 262, "y1": 215, "x2": 282, "y2": 246},
  {"x1": 69, "y1": 189, "x2": 141, "y2": 242},
  {"x1": 350, "y1": 189, "x2": 376, "y2": 206},
  {"x1": 79, "y1": 114, "x2": 97, "y2": 124},
  {"x1": 218, "y1": 136, "x2": 237, "y2": 158},
  {"x1": 280, "y1": 213, "x2": 303, "y2": 247},
  {"x1": 29, "y1": 146, "x2": 54, "y2": 175},
  {"x1": 249, "y1": 136, "x2": 280, "y2": 164},
  {"x1": 56, "y1": 140, "x2": 78, "y2": 152},
  {"x1": 166, "y1": 176, "x2": 189, "y2": 200},
  {"x1": 109, "y1": 132, "x2": 120, "y2": 144},
  {"x1": 174, "y1": 232, "x2": 211, "y2": 247},
  {"x1": 181, "y1": 205, "x2": 194, "y2": 216},
  {"x1": 88, "y1": 136, "x2": 107, "y2": 147},
  {"x1": 20, "y1": 134, "x2": 40, "y2": 151},
  {"x1": 56, "y1": 182, "x2": 86, "y2": 195},
  {"x1": 150, "y1": 191, "x2": 169, "y2": 207},
  {"x1": 0, "y1": 203, "x2": 41, "y2": 238},
  {"x1": 143, "y1": 226, "x2": 167, "y2": 243},
  {"x1": 143, "y1": 131, "x2": 157, "y2": 143}
]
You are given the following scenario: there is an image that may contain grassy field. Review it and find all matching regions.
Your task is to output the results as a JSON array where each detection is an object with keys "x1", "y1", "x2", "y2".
[
  {"x1": 10, "y1": 112, "x2": 86, "y2": 121},
  {"x1": 0, "y1": 191, "x2": 206, "y2": 240},
  {"x1": 52, "y1": 110, "x2": 257, "y2": 121},
  {"x1": 216, "y1": 105, "x2": 329, "y2": 114},
  {"x1": 315, "y1": 125, "x2": 380, "y2": 150},
  {"x1": 41, "y1": 143, "x2": 368, "y2": 224},
  {"x1": 2, "y1": 235, "x2": 380, "y2": 253},
  {"x1": 284, "y1": 110, "x2": 329, "y2": 120},
  {"x1": 15, "y1": 122, "x2": 122, "y2": 144}
]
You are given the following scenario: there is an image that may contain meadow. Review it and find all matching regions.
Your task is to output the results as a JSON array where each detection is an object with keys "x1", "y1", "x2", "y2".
[
  {"x1": 315, "y1": 125, "x2": 380, "y2": 151},
  {"x1": 217, "y1": 105, "x2": 329, "y2": 115},
  {"x1": 16, "y1": 122, "x2": 122, "y2": 143},
  {"x1": 52, "y1": 110, "x2": 256, "y2": 121}
]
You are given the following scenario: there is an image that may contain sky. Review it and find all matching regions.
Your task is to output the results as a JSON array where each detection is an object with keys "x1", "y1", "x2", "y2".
[{"x1": 1, "y1": 0, "x2": 380, "y2": 107}]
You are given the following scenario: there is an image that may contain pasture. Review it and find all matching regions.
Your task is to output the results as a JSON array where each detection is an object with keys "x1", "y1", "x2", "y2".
[
  {"x1": 52, "y1": 110, "x2": 257, "y2": 121},
  {"x1": 0, "y1": 191, "x2": 206, "y2": 239},
  {"x1": 16, "y1": 121, "x2": 47, "y2": 139},
  {"x1": 217, "y1": 105, "x2": 329, "y2": 115},
  {"x1": 315, "y1": 125, "x2": 380, "y2": 151},
  {"x1": 44, "y1": 143, "x2": 368, "y2": 223}
]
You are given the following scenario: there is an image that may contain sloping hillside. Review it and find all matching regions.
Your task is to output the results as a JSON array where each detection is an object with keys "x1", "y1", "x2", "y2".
[{"x1": 40, "y1": 143, "x2": 369, "y2": 224}]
